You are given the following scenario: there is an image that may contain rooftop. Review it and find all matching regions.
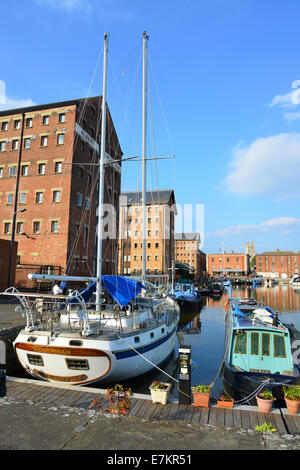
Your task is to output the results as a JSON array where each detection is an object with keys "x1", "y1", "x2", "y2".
[
  {"x1": 175, "y1": 232, "x2": 200, "y2": 241},
  {"x1": 0, "y1": 96, "x2": 101, "y2": 117},
  {"x1": 120, "y1": 190, "x2": 176, "y2": 206}
]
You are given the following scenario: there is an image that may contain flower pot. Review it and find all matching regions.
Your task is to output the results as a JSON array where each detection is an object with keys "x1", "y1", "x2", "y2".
[
  {"x1": 193, "y1": 391, "x2": 210, "y2": 408},
  {"x1": 284, "y1": 397, "x2": 300, "y2": 415},
  {"x1": 256, "y1": 395, "x2": 274, "y2": 413},
  {"x1": 149, "y1": 382, "x2": 171, "y2": 405},
  {"x1": 217, "y1": 398, "x2": 234, "y2": 409}
]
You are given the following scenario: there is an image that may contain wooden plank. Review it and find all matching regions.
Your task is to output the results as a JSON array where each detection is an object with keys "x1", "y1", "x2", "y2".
[
  {"x1": 164, "y1": 402, "x2": 179, "y2": 420},
  {"x1": 135, "y1": 399, "x2": 153, "y2": 418},
  {"x1": 182, "y1": 404, "x2": 195, "y2": 424},
  {"x1": 158, "y1": 403, "x2": 173, "y2": 421},
  {"x1": 9, "y1": 384, "x2": 39, "y2": 400},
  {"x1": 150, "y1": 402, "x2": 165, "y2": 420},
  {"x1": 284, "y1": 414, "x2": 299, "y2": 435},
  {"x1": 255, "y1": 411, "x2": 266, "y2": 426},
  {"x1": 263, "y1": 412, "x2": 277, "y2": 430},
  {"x1": 62, "y1": 391, "x2": 92, "y2": 408},
  {"x1": 127, "y1": 398, "x2": 145, "y2": 417},
  {"x1": 143, "y1": 402, "x2": 160, "y2": 419},
  {"x1": 6, "y1": 381, "x2": 26, "y2": 393},
  {"x1": 26, "y1": 386, "x2": 56, "y2": 403},
  {"x1": 248, "y1": 410, "x2": 259, "y2": 430},
  {"x1": 173, "y1": 404, "x2": 189, "y2": 422},
  {"x1": 6, "y1": 382, "x2": 31, "y2": 397},
  {"x1": 232, "y1": 409, "x2": 242, "y2": 428},
  {"x1": 191, "y1": 406, "x2": 202, "y2": 425},
  {"x1": 49, "y1": 389, "x2": 82, "y2": 406},
  {"x1": 208, "y1": 407, "x2": 218, "y2": 426},
  {"x1": 199, "y1": 407, "x2": 210, "y2": 425},
  {"x1": 217, "y1": 408, "x2": 226, "y2": 427},
  {"x1": 290, "y1": 415, "x2": 300, "y2": 434},
  {"x1": 74, "y1": 393, "x2": 98, "y2": 409},
  {"x1": 241, "y1": 410, "x2": 251, "y2": 429},
  {"x1": 272, "y1": 412, "x2": 287, "y2": 435},
  {"x1": 224, "y1": 409, "x2": 234, "y2": 428}
]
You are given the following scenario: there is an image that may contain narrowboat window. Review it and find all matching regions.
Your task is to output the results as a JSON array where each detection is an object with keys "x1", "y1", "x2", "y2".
[
  {"x1": 134, "y1": 336, "x2": 140, "y2": 343},
  {"x1": 66, "y1": 359, "x2": 89, "y2": 370},
  {"x1": 150, "y1": 332, "x2": 154, "y2": 338},
  {"x1": 274, "y1": 335, "x2": 286, "y2": 358},
  {"x1": 262, "y1": 333, "x2": 270, "y2": 356},
  {"x1": 27, "y1": 354, "x2": 44, "y2": 366},
  {"x1": 161, "y1": 328, "x2": 165, "y2": 334},
  {"x1": 234, "y1": 331, "x2": 247, "y2": 354},
  {"x1": 251, "y1": 332, "x2": 259, "y2": 355}
]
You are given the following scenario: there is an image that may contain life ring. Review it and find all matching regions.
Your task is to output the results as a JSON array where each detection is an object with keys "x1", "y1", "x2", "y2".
[{"x1": 225, "y1": 300, "x2": 230, "y2": 312}]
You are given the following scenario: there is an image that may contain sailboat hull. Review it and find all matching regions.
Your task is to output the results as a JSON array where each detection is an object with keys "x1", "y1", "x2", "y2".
[{"x1": 14, "y1": 323, "x2": 178, "y2": 386}]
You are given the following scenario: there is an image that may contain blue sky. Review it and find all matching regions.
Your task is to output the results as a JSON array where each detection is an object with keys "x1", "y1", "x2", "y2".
[{"x1": 1, "y1": 0, "x2": 300, "y2": 254}]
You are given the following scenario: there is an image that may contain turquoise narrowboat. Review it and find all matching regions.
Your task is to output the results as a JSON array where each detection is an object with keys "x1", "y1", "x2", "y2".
[{"x1": 223, "y1": 297, "x2": 300, "y2": 404}]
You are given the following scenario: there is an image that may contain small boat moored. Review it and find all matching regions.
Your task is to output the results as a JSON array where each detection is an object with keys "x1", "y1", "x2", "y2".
[{"x1": 222, "y1": 296, "x2": 300, "y2": 405}]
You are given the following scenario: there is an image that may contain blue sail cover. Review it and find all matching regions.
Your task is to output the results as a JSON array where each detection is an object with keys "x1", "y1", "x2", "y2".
[{"x1": 101, "y1": 275, "x2": 146, "y2": 306}]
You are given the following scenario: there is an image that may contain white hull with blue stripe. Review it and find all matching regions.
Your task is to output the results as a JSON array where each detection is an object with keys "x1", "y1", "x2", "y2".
[{"x1": 12, "y1": 293, "x2": 180, "y2": 386}]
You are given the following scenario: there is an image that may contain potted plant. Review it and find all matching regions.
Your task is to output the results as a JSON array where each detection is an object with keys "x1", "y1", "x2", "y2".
[
  {"x1": 192, "y1": 385, "x2": 211, "y2": 407},
  {"x1": 105, "y1": 384, "x2": 133, "y2": 415},
  {"x1": 283, "y1": 385, "x2": 300, "y2": 415},
  {"x1": 149, "y1": 381, "x2": 172, "y2": 405},
  {"x1": 217, "y1": 393, "x2": 234, "y2": 408},
  {"x1": 256, "y1": 390, "x2": 274, "y2": 413}
]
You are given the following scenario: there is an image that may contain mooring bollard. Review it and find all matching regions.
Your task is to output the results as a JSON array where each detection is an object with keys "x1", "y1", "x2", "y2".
[{"x1": 0, "y1": 369, "x2": 6, "y2": 397}]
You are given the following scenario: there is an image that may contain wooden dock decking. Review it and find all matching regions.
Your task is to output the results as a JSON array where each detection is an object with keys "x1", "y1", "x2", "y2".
[{"x1": 3, "y1": 377, "x2": 300, "y2": 436}]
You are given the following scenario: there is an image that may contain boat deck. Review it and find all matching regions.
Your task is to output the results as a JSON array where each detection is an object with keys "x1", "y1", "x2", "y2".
[{"x1": 4, "y1": 376, "x2": 300, "y2": 436}]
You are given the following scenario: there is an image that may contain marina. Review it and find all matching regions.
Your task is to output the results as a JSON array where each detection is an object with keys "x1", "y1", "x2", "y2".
[{"x1": 1, "y1": 4, "x2": 300, "y2": 452}]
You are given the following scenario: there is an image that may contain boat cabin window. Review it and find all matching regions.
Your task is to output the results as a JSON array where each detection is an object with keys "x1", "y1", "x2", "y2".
[
  {"x1": 262, "y1": 333, "x2": 270, "y2": 356},
  {"x1": 134, "y1": 336, "x2": 140, "y2": 343},
  {"x1": 66, "y1": 359, "x2": 89, "y2": 370},
  {"x1": 251, "y1": 332, "x2": 259, "y2": 355},
  {"x1": 69, "y1": 340, "x2": 83, "y2": 347},
  {"x1": 27, "y1": 354, "x2": 44, "y2": 366},
  {"x1": 234, "y1": 331, "x2": 247, "y2": 354},
  {"x1": 274, "y1": 334, "x2": 286, "y2": 358},
  {"x1": 27, "y1": 336, "x2": 37, "y2": 343}
]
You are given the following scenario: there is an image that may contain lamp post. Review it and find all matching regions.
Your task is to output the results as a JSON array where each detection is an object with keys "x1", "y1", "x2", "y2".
[{"x1": 7, "y1": 113, "x2": 26, "y2": 288}]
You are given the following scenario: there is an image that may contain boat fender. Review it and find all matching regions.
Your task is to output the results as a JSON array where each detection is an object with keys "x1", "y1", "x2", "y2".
[{"x1": 225, "y1": 300, "x2": 230, "y2": 311}]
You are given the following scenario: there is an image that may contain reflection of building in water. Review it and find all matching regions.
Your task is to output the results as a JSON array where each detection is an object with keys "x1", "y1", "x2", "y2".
[
  {"x1": 237, "y1": 285, "x2": 300, "y2": 312},
  {"x1": 179, "y1": 311, "x2": 202, "y2": 334}
]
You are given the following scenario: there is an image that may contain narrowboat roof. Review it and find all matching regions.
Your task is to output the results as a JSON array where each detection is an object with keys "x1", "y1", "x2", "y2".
[{"x1": 232, "y1": 314, "x2": 288, "y2": 333}]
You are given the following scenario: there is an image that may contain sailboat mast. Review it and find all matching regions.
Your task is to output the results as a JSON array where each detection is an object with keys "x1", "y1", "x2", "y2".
[
  {"x1": 96, "y1": 33, "x2": 108, "y2": 312},
  {"x1": 142, "y1": 31, "x2": 148, "y2": 282}
]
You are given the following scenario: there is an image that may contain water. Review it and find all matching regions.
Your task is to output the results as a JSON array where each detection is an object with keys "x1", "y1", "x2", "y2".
[
  {"x1": 127, "y1": 283, "x2": 300, "y2": 399},
  {"x1": 9, "y1": 283, "x2": 300, "y2": 398}
]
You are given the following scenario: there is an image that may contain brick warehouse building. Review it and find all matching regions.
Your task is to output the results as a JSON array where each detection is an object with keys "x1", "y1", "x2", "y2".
[
  {"x1": 0, "y1": 97, "x2": 122, "y2": 289},
  {"x1": 175, "y1": 232, "x2": 206, "y2": 279},
  {"x1": 118, "y1": 190, "x2": 176, "y2": 278},
  {"x1": 256, "y1": 249, "x2": 300, "y2": 279},
  {"x1": 206, "y1": 251, "x2": 250, "y2": 277}
]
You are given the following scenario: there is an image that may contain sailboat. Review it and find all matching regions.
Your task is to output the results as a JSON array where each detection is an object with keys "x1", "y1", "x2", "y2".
[{"x1": 3, "y1": 32, "x2": 180, "y2": 386}]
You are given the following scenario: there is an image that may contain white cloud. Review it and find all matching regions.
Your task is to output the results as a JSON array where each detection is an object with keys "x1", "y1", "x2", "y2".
[
  {"x1": 33, "y1": 0, "x2": 91, "y2": 13},
  {"x1": 224, "y1": 133, "x2": 300, "y2": 199},
  {"x1": 0, "y1": 93, "x2": 35, "y2": 112},
  {"x1": 214, "y1": 217, "x2": 300, "y2": 238},
  {"x1": 270, "y1": 80, "x2": 300, "y2": 108}
]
